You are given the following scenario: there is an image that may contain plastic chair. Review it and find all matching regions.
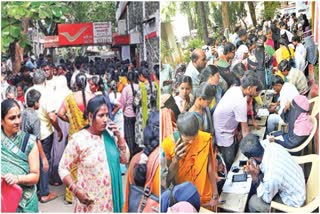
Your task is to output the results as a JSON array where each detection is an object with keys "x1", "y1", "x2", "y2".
[
  {"x1": 308, "y1": 96, "x2": 319, "y2": 117},
  {"x1": 270, "y1": 154, "x2": 319, "y2": 213},
  {"x1": 285, "y1": 117, "x2": 317, "y2": 153}
]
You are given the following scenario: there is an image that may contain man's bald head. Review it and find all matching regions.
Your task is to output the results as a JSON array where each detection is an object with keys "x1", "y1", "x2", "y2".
[{"x1": 191, "y1": 48, "x2": 207, "y2": 71}]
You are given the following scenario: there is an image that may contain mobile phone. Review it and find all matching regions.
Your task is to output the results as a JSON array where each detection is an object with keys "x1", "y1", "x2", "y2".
[
  {"x1": 232, "y1": 174, "x2": 247, "y2": 182},
  {"x1": 239, "y1": 160, "x2": 247, "y2": 167},
  {"x1": 218, "y1": 200, "x2": 226, "y2": 204}
]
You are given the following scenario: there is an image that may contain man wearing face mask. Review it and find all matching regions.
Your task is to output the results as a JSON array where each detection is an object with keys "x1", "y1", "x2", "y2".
[{"x1": 240, "y1": 134, "x2": 306, "y2": 212}]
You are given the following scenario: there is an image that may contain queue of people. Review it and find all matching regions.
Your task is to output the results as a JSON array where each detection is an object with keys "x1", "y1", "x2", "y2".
[
  {"x1": 1, "y1": 55, "x2": 159, "y2": 212},
  {"x1": 160, "y1": 12, "x2": 318, "y2": 213}
]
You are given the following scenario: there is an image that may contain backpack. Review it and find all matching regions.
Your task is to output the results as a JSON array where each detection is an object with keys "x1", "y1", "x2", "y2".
[{"x1": 128, "y1": 147, "x2": 160, "y2": 213}]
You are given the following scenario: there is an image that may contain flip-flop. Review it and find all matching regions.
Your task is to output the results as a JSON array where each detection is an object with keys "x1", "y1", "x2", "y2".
[{"x1": 39, "y1": 192, "x2": 58, "y2": 203}]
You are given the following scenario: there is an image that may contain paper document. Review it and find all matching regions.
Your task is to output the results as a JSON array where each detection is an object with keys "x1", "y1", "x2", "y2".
[
  {"x1": 222, "y1": 171, "x2": 252, "y2": 194},
  {"x1": 257, "y1": 108, "x2": 269, "y2": 117}
]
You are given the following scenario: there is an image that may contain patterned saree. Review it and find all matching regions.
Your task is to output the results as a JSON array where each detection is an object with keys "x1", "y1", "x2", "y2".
[{"x1": 1, "y1": 130, "x2": 38, "y2": 212}]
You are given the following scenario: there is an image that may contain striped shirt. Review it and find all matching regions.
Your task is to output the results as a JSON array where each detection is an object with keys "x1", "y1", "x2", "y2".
[
  {"x1": 287, "y1": 68, "x2": 308, "y2": 94},
  {"x1": 257, "y1": 143, "x2": 306, "y2": 207}
]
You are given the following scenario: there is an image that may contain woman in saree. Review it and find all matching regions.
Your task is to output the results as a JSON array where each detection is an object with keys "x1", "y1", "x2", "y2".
[
  {"x1": 1, "y1": 99, "x2": 40, "y2": 212},
  {"x1": 59, "y1": 95, "x2": 130, "y2": 212},
  {"x1": 58, "y1": 73, "x2": 93, "y2": 203},
  {"x1": 162, "y1": 112, "x2": 219, "y2": 211}
]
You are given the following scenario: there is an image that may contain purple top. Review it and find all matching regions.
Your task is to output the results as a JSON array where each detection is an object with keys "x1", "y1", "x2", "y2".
[
  {"x1": 120, "y1": 83, "x2": 139, "y2": 117},
  {"x1": 213, "y1": 86, "x2": 247, "y2": 147}
]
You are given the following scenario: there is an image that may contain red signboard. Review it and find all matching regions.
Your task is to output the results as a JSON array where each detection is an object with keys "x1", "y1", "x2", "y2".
[
  {"x1": 44, "y1": 36, "x2": 59, "y2": 48},
  {"x1": 58, "y1": 23, "x2": 94, "y2": 46},
  {"x1": 112, "y1": 34, "x2": 130, "y2": 46}
]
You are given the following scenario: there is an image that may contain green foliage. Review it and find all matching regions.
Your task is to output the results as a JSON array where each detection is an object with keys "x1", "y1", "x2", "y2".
[
  {"x1": 161, "y1": 2, "x2": 177, "y2": 22},
  {"x1": 160, "y1": 40, "x2": 174, "y2": 64},
  {"x1": 1, "y1": 1, "x2": 71, "y2": 53},
  {"x1": 263, "y1": 2, "x2": 280, "y2": 20},
  {"x1": 183, "y1": 38, "x2": 204, "y2": 62},
  {"x1": 69, "y1": 2, "x2": 116, "y2": 23}
]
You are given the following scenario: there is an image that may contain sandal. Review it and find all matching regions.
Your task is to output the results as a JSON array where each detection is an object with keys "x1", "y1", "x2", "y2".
[{"x1": 40, "y1": 192, "x2": 58, "y2": 203}]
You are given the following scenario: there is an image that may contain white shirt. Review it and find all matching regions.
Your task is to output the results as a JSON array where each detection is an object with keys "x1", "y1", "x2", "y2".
[
  {"x1": 185, "y1": 61, "x2": 200, "y2": 94},
  {"x1": 257, "y1": 143, "x2": 306, "y2": 207},
  {"x1": 278, "y1": 82, "x2": 299, "y2": 115},
  {"x1": 294, "y1": 43, "x2": 307, "y2": 71}
]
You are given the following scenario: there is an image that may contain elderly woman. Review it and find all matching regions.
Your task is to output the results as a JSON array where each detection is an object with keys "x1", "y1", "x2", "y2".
[
  {"x1": 162, "y1": 112, "x2": 219, "y2": 211},
  {"x1": 59, "y1": 95, "x2": 129, "y2": 212},
  {"x1": 1, "y1": 99, "x2": 40, "y2": 212}
]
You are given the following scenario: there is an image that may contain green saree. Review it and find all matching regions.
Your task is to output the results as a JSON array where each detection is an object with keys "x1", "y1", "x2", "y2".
[{"x1": 1, "y1": 130, "x2": 38, "y2": 213}]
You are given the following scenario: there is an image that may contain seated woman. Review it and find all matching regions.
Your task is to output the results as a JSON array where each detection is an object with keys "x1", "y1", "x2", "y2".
[
  {"x1": 189, "y1": 82, "x2": 215, "y2": 134},
  {"x1": 59, "y1": 95, "x2": 129, "y2": 212},
  {"x1": 1, "y1": 99, "x2": 40, "y2": 212},
  {"x1": 270, "y1": 95, "x2": 313, "y2": 150},
  {"x1": 162, "y1": 112, "x2": 219, "y2": 211}
]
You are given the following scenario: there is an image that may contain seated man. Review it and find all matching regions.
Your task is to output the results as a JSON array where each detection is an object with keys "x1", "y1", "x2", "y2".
[
  {"x1": 213, "y1": 71, "x2": 263, "y2": 170},
  {"x1": 277, "y1": 59, "x2": 308, "y2": 94},
  {"x1": 267, "y1": 75, "x2": 299, "y2": 133},
  {"x1": 240, "y1": 134, "x2": 306, "y2": 212}
]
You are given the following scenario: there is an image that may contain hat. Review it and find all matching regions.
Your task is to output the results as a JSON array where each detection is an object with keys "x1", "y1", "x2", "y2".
[
  {"x1": 161, "y1": 182, "x2": 200, "y2": 213},
  {"x1": 298, "y1": 23, "x2": 303, "y2": 28},
  {"x1": 31, "y1": 55, "x2": 36, "y2": 60}
]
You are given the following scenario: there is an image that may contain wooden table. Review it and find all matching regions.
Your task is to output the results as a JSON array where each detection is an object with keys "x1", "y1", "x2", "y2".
[
  {"x1": 217, "y1": 151, "x2": 249, "y2": 212},
  {"x1": 217, "y1": 126, "x2": 267, "y2": 212}
]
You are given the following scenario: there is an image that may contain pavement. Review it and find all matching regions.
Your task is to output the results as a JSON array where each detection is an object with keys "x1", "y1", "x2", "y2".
[{"x1": 39, "y1": 174, "x2": 127, "y2": 212}]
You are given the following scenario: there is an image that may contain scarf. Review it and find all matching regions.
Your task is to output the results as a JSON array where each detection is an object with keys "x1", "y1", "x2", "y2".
[
  {"x1": 139, "y1": 82, "x2": 148, "y2": 128},
  {"x1": 102, "y1": 130, "x2": 123, "y2": 212},
  {"x1": 293, "y1": 96, "x2": 313, "y2": 136}
]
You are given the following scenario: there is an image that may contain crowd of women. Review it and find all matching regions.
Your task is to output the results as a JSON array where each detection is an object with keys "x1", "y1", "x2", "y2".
[
  {"x1": 1, "y1": 55, "x2": 160, "y2": 212},
  {"x1": 160, "y1": 12, "x2": 318, "y2": 212}
]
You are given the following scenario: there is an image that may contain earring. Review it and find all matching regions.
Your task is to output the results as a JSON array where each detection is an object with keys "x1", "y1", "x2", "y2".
[{"x1": 89, "y1": 119, "x2": 92, "y2": 127}]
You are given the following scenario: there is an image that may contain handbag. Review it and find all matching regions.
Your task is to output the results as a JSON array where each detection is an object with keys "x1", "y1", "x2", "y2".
[
  {"x1": 1, "y1": 179, "x2": 23, "y2": 212},
  {"x1": 128, "y1": 147, "x2": 159, "y2": 213}
]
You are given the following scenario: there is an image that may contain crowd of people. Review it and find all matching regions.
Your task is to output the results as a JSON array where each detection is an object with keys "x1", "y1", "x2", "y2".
[
  {"x1": 160, "y1": 12, "x2": 318, "y2": 212},
  {"x1": 1, "y1": 54, "x2": 160, "y2": 212}
]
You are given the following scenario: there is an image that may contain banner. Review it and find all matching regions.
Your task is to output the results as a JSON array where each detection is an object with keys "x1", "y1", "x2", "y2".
[
  {"x1": 43, "y1": 36, "x2": 59, "y2": 48},
  {"x1": 58, "y1": 22, "x2": 112, "y2": 46}
]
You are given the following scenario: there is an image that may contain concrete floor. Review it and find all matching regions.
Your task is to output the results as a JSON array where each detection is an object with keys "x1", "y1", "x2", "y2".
[{"x1": 38, "y1": 174, "x2": 127, "y2": 212}]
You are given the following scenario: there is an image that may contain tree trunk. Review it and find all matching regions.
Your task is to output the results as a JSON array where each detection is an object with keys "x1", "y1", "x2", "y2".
[
  {"x1": 241, "y1": 18, "x2": 248, "y2": 29},
  {"x1": 248, "y1": 2, "x2": 257, "y2": 26},
  {"x1": 199, "y1": 2, "x2": 209, "y2": 43},
  {"x1": 13, "y1": 17, "x2": 30, "y2": 73},
  {"x1": 221, "y1": 2, "x2": 230, "y2": 30}
]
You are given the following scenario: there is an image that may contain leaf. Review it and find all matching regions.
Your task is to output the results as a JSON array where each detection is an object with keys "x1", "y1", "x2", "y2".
[
  {"x1": 2, "y1": 36, "x2": 14, "y2": 48},
  {"x1": 52, "y1": 6, "x2": 62, "y2": 18},
  {"x1": 20, "y1": 34, "x2": 30, "y2": 48},
  {"x1": 9, "y1": 25, "x2": 21, "y2": 38}
]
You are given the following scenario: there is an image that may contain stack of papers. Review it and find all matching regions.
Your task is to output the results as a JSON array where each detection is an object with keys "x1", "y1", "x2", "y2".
[{"x1": 222, "y1": 171, "x2": 252, "y2": 194}]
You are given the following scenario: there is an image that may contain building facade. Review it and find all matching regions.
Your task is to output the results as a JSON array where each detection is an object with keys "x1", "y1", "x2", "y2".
[{"x1": 114, "y1": 1, "x2": 159, "y2": 69}]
